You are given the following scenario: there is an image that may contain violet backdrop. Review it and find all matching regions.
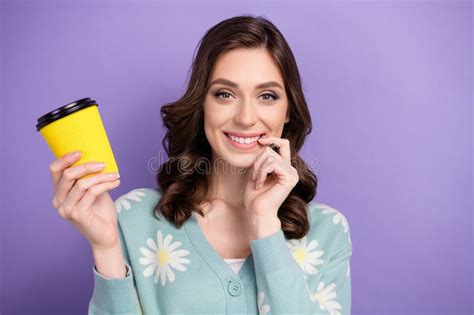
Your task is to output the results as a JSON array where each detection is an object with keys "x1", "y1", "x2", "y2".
[{"x1": 1, "y1": 0, "x2": 472, "y2": 314}]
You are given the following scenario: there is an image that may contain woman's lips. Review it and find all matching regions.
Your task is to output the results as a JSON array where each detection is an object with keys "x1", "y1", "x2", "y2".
[
  {"x1": 224, "y1": 131, "x2": 266, "y2": 137},
  {"x1": 223, "y1": 132, "x2": 264, "y2": 150}
]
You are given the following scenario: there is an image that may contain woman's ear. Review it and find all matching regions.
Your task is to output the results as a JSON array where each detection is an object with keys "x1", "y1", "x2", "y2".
[{"x1": 284, "y1": 106, "x2": 290, "y2": 123}]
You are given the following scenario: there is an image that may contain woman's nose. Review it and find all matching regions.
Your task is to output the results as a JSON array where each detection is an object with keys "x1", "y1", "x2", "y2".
[{"x1": 233, "y1": 100, "x2": 258, "y2": 126}]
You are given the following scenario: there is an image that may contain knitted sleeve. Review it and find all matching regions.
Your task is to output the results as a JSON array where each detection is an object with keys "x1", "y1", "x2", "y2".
[
  {"x1": 250, "y1": 205, "x2": 352, "y2": 315},
  {"x1": 88, "y1": 193, "x2": 142, "y2": 315}
]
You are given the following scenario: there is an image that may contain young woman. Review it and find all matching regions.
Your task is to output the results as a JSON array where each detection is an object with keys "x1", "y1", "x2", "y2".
[{"x1": 50, "y1": 15, "x2": 352, "y2": 315}]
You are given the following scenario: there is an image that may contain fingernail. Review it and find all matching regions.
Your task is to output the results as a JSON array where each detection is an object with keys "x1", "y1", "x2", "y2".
[
  {"x1": 72, "y1": 151, "x2": 81, "y2": 157},
  {"x1": 94, "y1": 162, "x2": 106, "y2": 168},
  {"x1": 116, "y1": 172, "x2": 121, "y2": 179}
]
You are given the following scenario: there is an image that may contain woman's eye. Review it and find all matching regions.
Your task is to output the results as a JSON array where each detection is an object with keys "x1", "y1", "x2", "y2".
[
  {"x1": 213, "y1": 91, "x2": 279, "y2": 102},
  {"x1": 214, "y1": 91, "x2": 233, "y2": 99},
  {"x1": 260, "y1": 93, "x2": 279, "y2": 101}
]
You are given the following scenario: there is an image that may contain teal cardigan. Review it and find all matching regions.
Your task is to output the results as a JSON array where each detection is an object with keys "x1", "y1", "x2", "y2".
[{"x1": 88, "y1": 188, "x2": 352, "y2": 314}]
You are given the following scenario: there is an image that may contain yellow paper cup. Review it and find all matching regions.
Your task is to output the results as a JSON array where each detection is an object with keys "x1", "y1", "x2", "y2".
[{"x1": 36, "y1": 98, "x2": 119, "y2": 179}]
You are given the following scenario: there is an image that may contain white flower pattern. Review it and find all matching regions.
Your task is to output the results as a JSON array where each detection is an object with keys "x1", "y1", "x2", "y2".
[
  {"x1": 257, "y1": 291, "x2": 271, "y2": 315},
  {"x1": 114, "y1": 188, "x2": 147, "y2": 213},
  {"x1": 112, "y1": 192, "x2": 350, "y2": 313},
  {"x1": 139, "y1": 230, "x2": 191, "y2": 286},
  {"x1": 311, "y1": 281, "x2": 342, "y2": 315},
  {"x1": 302, "y1": 273, "x2": 315, "y2": 300},
  {"x1": 287, "y1": 236, "x2": 325, "y2": 275},
  {"x1": 318, "y1": 204, "x2": 349, "y2": 233}
]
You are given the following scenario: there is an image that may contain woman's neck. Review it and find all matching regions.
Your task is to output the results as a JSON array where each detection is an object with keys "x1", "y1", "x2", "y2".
[{"x1": 202, "y1": 159, "x2": 252, "y2": 214}]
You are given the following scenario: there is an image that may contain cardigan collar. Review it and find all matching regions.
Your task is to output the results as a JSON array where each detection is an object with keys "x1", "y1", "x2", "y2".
[{"x1": 183, "y1": 211, "x2": 255, "y2": 287}]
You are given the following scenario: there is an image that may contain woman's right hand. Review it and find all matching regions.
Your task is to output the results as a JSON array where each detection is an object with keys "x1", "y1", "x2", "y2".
[{"x1": 49, "y1": 150, "x2": 122, "y2": 251}]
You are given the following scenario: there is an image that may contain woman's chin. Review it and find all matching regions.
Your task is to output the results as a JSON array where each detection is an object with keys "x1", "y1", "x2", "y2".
[{"x1": 218, "y1": 155, "x2": 256, "y2": 171}]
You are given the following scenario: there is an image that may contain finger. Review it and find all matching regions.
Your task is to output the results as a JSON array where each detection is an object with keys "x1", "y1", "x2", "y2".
[
  {"x1": 256, "y1": 158, "x2": 277, "y2": 189},
  {"x1": 261, "y1": 159, "x2": 299, "y2": 189},
  {"x1": 49, "y1": 151, "x2": 82, "y2": 190},
  {"x1": 74, "y1": 179, "x2": 121, "y2": 221},
  {"x1": 257, "y1": 157, "x2": 295, "y2": 189},
  {"x1": 252, "y1": 147, "x2": 281, "y2": 181},
  {"x1": 66, "y1": 172, "x2": 120, "y2": 210},
  {"x1": 60, "y1": 173, "x2": 120, "y2": 220},
  {"x1": 253, "y1": 147, "x2": 283, "y2": 180},
  {"x1": 252, "y1": 149, "x2": 270, "y2": 181},
  {"x1": 257, "y1": 136, "x2": 291, "y2": 162},
  {"x1": 53, "y1": 161, "x2": 107, "y2": 208}
]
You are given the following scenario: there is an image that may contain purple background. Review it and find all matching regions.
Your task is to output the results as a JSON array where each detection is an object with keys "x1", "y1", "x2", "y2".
[{"x1": 1, "y1": 1, "x2": 472, "y2": 314}]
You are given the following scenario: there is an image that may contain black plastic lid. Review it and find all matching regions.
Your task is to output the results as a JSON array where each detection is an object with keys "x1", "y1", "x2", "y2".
[{"x1": 36, "y1": 97, "x2": 98, "y2": 131}]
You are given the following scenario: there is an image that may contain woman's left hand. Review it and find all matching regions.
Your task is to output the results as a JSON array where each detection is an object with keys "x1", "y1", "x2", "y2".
[{"x1": 244, "y1": 136, "x2": 299, "y2": 236}]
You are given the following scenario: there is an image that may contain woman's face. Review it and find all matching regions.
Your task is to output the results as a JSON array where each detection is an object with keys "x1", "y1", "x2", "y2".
[{"x1": 203, "y1": 47, "x2": 289, "y2": 169}]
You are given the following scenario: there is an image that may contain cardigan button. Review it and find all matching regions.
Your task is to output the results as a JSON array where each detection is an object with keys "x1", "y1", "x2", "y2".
[{"x1": 227, "y1": 279, "x2": 243, "y2": 296}]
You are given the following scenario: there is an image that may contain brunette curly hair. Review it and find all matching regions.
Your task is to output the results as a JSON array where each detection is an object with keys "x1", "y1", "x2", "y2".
[{"x1": 154, "y1": 14, "x2": 317, "y2": 240}]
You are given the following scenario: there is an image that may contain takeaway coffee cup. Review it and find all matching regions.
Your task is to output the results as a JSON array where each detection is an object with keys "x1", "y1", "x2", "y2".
[{"x1": 36, "y1": 97, "x2": 119, "y2": 179}]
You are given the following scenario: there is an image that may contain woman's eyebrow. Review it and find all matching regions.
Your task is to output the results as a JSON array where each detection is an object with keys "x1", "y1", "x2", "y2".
[{"x1": 209, "y1": 78, "x2": 283, "y2": 90}]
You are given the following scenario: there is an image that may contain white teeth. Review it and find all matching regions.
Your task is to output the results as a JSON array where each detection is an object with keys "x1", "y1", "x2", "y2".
[{"x1": 227, "y1": 133, "x2": 261, "y2": 144}]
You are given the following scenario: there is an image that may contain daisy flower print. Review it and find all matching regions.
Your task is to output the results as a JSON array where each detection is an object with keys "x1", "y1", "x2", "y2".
[
  {"x1": 318, "y1": 204, "x2": 349, "y2": 233},
  {"x1": 287, "y1": 236, "x2": 325, "y2": 275},
  {"x1": 311, "y1": 281, "x2": 342, "y2": 315},
  {"x1": 114, "y1": 188, "x2": 147, "y2": 214},
  {"x1": 257, "y1": 291, "x2": 271, "y2": 315},
  {"x1": 139, "y1": 230, "x2": 191, "y2": 286}
]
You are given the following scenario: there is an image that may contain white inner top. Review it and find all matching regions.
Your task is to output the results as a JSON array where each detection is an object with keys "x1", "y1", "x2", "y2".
[{"x1": 223, "y1": 258, "x2": 246, "y2": 274}]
